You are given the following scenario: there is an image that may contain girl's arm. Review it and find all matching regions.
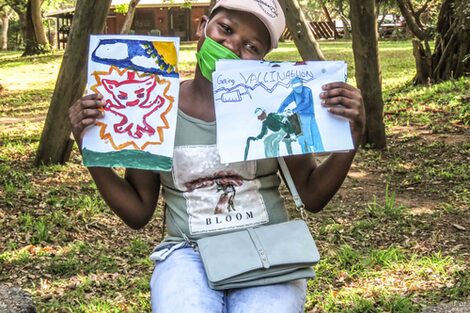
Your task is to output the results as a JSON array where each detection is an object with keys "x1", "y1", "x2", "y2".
[
  {"x1": 87, "y1": 167, "x2": 160, "y2": 229},
  {"x1": 285, "y1": 82, "x2": 365, "y2": 212},
  {"x1": 69, "y1": 94, "x2": 160, "y2": 229}
]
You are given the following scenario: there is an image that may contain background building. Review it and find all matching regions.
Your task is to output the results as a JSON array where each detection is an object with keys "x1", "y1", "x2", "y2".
[{"x1": 46, "y1": 0, "x2": 211, "y2": 49}]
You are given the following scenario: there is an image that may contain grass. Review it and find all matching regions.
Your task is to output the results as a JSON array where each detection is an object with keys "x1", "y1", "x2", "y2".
[
  {"x1": 0, "y1": 40, "x2": 469, "y2": 312},
  {"x1": 365, "y1": 184, "x2": 405, "y2": 219}
]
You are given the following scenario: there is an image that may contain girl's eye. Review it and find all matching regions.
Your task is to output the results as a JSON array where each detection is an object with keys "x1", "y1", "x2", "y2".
[
  {"x1": 118, "y1": 94, "x2": 127, "y2": 100},
  {"x1": 136, "y1": 93, "x2": 144, "y2": 99},
  {"x1": 246, "y1": 43, "x2": 260, "y2": 55},
  {"x1": 220, "y1": 24, "x2": 232, "y2": 34}
]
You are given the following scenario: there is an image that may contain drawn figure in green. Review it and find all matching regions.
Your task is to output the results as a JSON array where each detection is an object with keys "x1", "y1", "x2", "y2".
[{"x1": 253, "y1": 108, "x2": 294, "y2": 158}]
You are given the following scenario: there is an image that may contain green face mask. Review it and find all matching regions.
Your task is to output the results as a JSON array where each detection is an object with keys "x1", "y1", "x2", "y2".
[{"x1": 196, "y1": 35, "x2": 239, "y2": 82}]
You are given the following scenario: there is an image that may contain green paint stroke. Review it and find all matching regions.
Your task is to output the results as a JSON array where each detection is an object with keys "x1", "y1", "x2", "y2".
[{"x1": 82, "y1": 149, "x2": 172, "y2": 171}]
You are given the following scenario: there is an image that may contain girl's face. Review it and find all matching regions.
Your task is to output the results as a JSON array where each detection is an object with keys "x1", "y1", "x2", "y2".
[{"x1": 197, "y1": 8, "x2": 271, "y2": 60}]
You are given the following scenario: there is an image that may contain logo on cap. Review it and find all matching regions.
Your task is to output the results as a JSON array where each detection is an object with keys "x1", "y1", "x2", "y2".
[{"x1": 254, "y1": 0, "x2": 279, "y2": 18}]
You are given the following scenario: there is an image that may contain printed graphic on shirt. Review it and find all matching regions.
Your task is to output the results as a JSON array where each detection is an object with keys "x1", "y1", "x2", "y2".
[{"x1": 172, "y1": 145, "x2": 269, "y2": 234}]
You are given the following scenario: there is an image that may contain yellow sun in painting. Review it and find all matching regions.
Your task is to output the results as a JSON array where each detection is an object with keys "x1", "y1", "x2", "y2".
[{"x1": 153, "y1": 41, "x2": 178, "y2": 70}]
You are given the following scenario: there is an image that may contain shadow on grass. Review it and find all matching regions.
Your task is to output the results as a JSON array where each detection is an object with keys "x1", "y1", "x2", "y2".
[
  {"x1": 0, "y1": 53, "x2": 64, "y2": 69},
  {"x1": 0, "y1": 88, "x2": 53, "y2": 117},
  {"x1": 305, "y1": 244, "x2": 468, "y2": 312}
]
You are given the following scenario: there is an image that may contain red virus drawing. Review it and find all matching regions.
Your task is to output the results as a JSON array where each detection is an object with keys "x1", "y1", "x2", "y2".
[{"x1": 90, "y1": 66, "x2": 174, "y2": 151}]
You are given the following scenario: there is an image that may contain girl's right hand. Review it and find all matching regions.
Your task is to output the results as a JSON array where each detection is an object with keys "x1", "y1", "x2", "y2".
[{"x1": 69, "y1": 93, "x2": 105, "y2": 148}]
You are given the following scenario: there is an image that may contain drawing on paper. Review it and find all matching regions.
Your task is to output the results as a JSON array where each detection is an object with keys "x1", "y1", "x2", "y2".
[
  {"x1": 90, "y1": 67, "x2": 173, "y2": 150},
  {"x1": 213, "y1": 61, "x2": 354, "y2": 163},
  {"x1": 82, "y1": 35, "x2": 180, "y2": 171},
  {"x1": 276, "y1": 76, "x2": 324, "y2": 154},
  {"x1": 91, "y1": 38, "x2": 178, "y2": 76},
  {"x1": 244, "y1": 107, "x2": 302, "y2": 160}
]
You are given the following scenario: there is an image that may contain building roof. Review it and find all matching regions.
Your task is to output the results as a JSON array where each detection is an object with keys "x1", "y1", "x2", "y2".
[
  {"x1": 46, "y1": 0, "x2": 211, "y2": 17},
  {"x1": 45, "y1": 8, "x2": 75, "y2": 17},
  {"x1": 111, "y1": 0, "x2": 210, "y2": 6}
]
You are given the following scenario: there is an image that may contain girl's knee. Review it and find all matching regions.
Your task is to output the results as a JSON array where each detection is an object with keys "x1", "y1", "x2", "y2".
[{"x1": 226, "y1": 279, "x2": 307, "y2": 313}]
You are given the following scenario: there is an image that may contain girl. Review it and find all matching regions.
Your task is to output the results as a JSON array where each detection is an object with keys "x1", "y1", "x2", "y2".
[{"x1": 69, "y1": 0, "x2": 365, "y2": 312}]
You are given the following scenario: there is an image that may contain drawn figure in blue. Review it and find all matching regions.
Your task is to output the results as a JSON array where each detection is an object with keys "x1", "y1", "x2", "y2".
[
  {"x1": 277, "y1": 77, "x2": 324, "y2": 153},
  {"x1": 251, "y1": 108, "x2": 294, "y2": 158}
]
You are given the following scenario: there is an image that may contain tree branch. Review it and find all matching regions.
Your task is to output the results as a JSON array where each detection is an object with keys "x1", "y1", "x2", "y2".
[
  {"x1": 432, "y1": 30, "x2": 458, "y2": 78},
  {"x1": 278, "y1": 0, "x2": 325, "y2": 61},
  {"x1": 415, "y1": 0, "x2": 431, "y2": 17},
  {"x1": 396, "y1": 0, "x2": 428, "y2": 41},
  {"x1": 405, "y1": 0, "x2": 416, "y2": 15}
]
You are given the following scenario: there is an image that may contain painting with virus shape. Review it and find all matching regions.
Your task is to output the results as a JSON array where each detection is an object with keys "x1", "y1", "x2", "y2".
[{"x1": 81, "y1": 35, "x2": 180, "y2": 170}]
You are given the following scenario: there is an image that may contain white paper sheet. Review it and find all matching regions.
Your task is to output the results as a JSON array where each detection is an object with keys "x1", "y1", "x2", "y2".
[
  {"x1": 81, "y1": 35, "x2": 180, "y2": 170},
  {"x1": 213, "y1": 60, "x2": 353, "y2": 163}
]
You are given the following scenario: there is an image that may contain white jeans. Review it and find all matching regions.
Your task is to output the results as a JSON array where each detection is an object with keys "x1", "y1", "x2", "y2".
[{"x1": 150, "y1": 244, "x2": 307, "y2": 313}]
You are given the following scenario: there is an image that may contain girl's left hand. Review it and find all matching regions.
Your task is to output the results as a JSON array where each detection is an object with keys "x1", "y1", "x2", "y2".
[{"x1": 320, "y1": 82, "x2": 365, "y2": 148}]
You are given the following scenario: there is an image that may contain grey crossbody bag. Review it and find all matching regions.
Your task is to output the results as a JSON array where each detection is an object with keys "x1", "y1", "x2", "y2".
[{"x1": 167, "y1": 157, "x2": 320, "y2": 290}]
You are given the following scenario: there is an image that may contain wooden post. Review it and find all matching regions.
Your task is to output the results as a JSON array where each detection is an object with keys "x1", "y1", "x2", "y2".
[
  {"x1": 35, "y1": 0, "x2": 112, "y2": 166},
  {"x1": 56, "y1": 16, "x2": 59, "y2": 49}
]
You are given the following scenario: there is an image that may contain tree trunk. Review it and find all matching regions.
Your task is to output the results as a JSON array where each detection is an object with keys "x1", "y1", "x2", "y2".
[
  {"x1": 4, "y1": 1, "x2": 28, "y2": 47},
  {"x1": 412, "y1": 39, "x2": 432, "y2": 84},
  {"x1": 30, "y1": 0, "x2": 48, "y2": 45},
  {"x1": 18, "y1": 11, "x2": 27, "y2": 46},
  {"x1": 350, "y1": 0, "x2": 386, "y2": 149},
  {"x1": 0, "y1": 8, "x2": 9, "y2": 50},
  {"x1": 47, "y1": 18, "x2": 58, "y2": 49},
  {"x1": 22, "y1": 0, "x2": 48, "y2": 56},
  {"x1": 120, "y1": 0, "x2": 139, "y2": 34},
  {"x1": 278, "y1": 0, "x2": 325, "y2": 61},
  {"x1": 339, "y1": 14, "x2": 351, "y2": 39},
  {"x1": 35, "y1": 0, "x2": 112, "y2": 166},
  {"x1": 333, "y1": 1, "x2": 351, "y2": 39},
  {"x1": 431, "y1": 0, "x2": 470, "y2": 82},
  {"x1": 23, "y1": 1, "x2": 36, "y2": 55},
  {"x1": 397, "y1": 0, "x2": 469, "y2": 84}
]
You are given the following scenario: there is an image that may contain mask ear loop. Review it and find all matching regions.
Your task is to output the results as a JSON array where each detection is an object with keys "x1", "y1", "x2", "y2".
[{"x1": 203, "y1": 18, "x2": 209, "y2": 38}]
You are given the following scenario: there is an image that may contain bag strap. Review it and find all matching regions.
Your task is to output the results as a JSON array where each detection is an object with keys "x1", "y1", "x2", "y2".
[
  {"x1": 165, "y1": 206, "x2": 198, "y2": 250},
  {"x1": 277, "y1": 157, "x2": 308, "y2": 221}
]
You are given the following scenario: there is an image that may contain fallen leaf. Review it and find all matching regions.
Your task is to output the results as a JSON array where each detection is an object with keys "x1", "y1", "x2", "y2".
[
  {"x1": 452, "y1": 224, "x2": 466, "y2": 231},
  {"x1": 451, "y1": 244, "x2": 464, "y2": 252}
]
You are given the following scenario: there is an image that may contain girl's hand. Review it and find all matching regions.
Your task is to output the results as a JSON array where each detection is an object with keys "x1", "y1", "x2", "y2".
[
  {"x1": 68, "y1": 93, "x2": 105, "y2": 148},
  {"x1": 320, "y1": 82, "x2": 365, "y2": 147}
]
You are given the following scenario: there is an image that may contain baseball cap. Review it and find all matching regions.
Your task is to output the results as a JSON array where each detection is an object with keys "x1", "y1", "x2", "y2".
[
  {"x1": 254, "y1": 107, "x2": 266, "y2": 115},
  {"x1": 291, "y1": 77, "x2": 303, "y2": 87},
  {"x1": 211, "y1": 0, "x2": 286, "y2": 50}
]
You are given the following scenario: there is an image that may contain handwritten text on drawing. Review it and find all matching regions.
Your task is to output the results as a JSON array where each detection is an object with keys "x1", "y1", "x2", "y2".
[{"x1": 240, "y1": 70, "x2": 315, "y2": 85}]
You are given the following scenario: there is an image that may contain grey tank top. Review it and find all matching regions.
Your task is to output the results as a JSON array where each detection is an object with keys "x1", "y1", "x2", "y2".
[{"x1": 156, "y1": 109, "x2": 289, "y2": 247}]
